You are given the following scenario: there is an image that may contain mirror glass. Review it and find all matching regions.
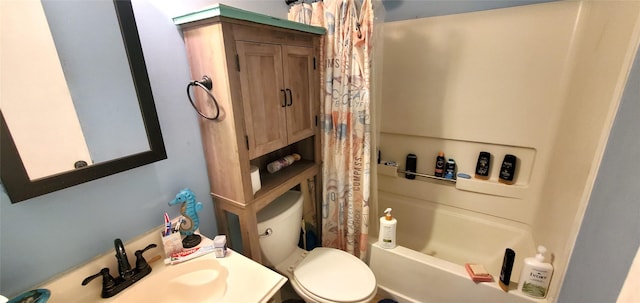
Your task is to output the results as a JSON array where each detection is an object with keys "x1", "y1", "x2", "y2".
[{"x1": 1, "y1": 0, "x2": 166, "y2": 203}]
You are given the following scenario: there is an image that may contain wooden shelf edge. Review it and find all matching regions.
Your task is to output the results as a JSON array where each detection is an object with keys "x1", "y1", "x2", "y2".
[
  {"x1": 211, "y1": 160, "x2": 319, "y2": 211},
  {"x1": 253, "y1": 160, "x2": 319, "y2": 211}
]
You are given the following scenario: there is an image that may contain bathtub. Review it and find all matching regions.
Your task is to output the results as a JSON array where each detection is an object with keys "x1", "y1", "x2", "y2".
[{"x1": 368, "y1": 192, "x2": 545, "y2": 303}]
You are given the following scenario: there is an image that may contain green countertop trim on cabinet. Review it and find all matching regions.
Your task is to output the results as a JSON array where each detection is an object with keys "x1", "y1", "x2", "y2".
[{"x1": 172, "y1": 3, "x2": 326, "y2": 35}]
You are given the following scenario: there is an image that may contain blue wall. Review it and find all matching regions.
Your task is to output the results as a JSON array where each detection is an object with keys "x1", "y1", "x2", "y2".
[
  {"x1": 0, "y1": 0, "x2": 291, "y2": 297},
  {"x1": 557, "y1": 46, "x2": 640, "y2": 303},
  {"x1": 1, "y1": 1, "x2": 637, "y2": 302}
]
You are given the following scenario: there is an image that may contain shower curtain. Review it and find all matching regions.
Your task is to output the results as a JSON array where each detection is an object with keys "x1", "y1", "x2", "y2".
[{"x1": 316, "y1": 0, "x2": 375, "y2": 259}]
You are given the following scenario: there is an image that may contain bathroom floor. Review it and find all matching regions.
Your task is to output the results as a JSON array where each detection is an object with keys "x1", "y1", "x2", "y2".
[
  {"x1": 280, "y1": 282, "x2": 302, "y2": 302},
  {"x1": 279, "y1": 281, "x2": 387, "y2": 303}
]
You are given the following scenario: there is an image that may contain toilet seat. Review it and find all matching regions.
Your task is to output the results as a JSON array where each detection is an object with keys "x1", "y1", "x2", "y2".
[
  {"x1": 291, "y1": 274, "x2": 377, "y2": 303},
  {"x1": 291, "y1": 248, "x2": 377, "y2": 303}
]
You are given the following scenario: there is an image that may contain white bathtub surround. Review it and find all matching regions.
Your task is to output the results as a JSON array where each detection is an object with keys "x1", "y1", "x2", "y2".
[
  {"x1": 377, "y1": 191, "x2": 535, "y2": 279},
  {"x1": 370, "y1": 242, "x2": 544, "y2": 303},
  {"x1": 617, "y1": 244, "x2": 640, "y2": 303},
  {"x1": 369, "y1": 195, "x2": 538, "y2": 299},
  {"x1": 375, "y1": 1, "x2": 640, "y2": 302}
]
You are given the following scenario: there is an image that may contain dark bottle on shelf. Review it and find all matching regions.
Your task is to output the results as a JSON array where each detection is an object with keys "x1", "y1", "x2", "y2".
[
  {"x1": 499, "y1": 154, "x2": 517, "y2": 184},
  {"x1": 475, "y1": 151, "x2": 491, "y2": 179},
  {"x1": 405, "y1": 154, "x2": 417, "y2": 179},
  {"x1": 444, "y1": 159, "x2": 456, "y2": 179},
  {"x1": 434, "y1": 152, "x2": 445, "y2": 177}
]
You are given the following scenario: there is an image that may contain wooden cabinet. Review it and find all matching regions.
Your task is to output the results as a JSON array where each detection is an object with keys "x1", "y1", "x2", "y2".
[
  {"x1": 237, "y1": 42, "x2": 316, "y2": 159},
  {"x1": 174, "y1": 5, "x2": 324, "y2": 263}
]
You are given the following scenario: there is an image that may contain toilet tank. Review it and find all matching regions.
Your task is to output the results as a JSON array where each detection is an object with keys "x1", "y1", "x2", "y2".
[{"x1": 257, "y1": 190, "x2": 304, "y2": 267}]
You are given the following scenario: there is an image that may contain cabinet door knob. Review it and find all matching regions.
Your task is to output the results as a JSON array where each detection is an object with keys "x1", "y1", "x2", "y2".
[
  {"x1": 286, "y1": 88, "x2": 293, "y2": 106},
  {"x1": 280, "y1": 89, "x2": 287, "y2": 107}
]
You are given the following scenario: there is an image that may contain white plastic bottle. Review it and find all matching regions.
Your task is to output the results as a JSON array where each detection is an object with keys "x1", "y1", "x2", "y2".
[
  {"x1": 518, "y1": 245, "x2": 554, "y2": 298},
  {"x1": 378, "y1": 208, "x2": 397, "y2": 249}
]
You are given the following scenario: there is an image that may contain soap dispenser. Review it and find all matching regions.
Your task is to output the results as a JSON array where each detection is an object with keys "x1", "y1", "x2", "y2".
[
  {"x1": 378, "y1": 208, "x2": 397, "y2": 249},
  {"x1": 518, "y1": 245, "x2": 554, "y2": 298}
]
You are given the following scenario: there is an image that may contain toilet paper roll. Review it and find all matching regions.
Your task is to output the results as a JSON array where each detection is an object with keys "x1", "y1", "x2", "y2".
[{"x1": 250, "y1": 165, "x2": 261, "y2": 194}]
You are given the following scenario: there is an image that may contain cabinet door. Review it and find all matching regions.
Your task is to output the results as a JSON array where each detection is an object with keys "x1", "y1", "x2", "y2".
[
  {"x1": 237, "y1": 41, "x2": 288, "y2": 159},
  {"x1": 282, "y1": 45, "x2": 316, "y2": 144}
]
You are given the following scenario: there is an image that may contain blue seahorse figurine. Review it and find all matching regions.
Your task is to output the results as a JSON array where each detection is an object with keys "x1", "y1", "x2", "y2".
[{"x1": 169, "y1": 188, "x2": 203, "y2": 248}]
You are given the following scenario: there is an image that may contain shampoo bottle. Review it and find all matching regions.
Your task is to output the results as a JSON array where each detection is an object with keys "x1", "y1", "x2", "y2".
[
  {"x1": 444, "y1": 159, "x2": 456, "y2": 179},
  {"x1": 518, "y1": 245, "x2": 553, "y2": 298},
  {"x1": 475, "y1": 151, "x2": 491, "y2": 179},
  {"x1": 499, "y1": 154, "x2": 517, "y2": 184},
  {"x1": 434, "y1": 152, "x2": 446, "y2": 177},
  {"x1": 378, "y1": 208, "x2": 397, "y2": 249},
  {"x1": 405, "y1": 154, "x2": 417, "y2": 179}
]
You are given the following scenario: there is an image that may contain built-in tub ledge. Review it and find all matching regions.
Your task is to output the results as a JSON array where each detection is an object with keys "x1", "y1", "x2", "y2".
[
  {"x1": 454, "y1": 177, "x2": 527, "y2": 199},
  {"x1": 377, "y1": 164, "x2": 527, "y2": 199}
]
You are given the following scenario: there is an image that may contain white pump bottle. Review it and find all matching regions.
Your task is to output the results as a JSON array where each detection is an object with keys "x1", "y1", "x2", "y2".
[
  {"x1": 518, "y1": 245, "x2": 554, "y2": 298},
  {"x1": 378, "y1": 208, "x2": 397, "y2": 249}
]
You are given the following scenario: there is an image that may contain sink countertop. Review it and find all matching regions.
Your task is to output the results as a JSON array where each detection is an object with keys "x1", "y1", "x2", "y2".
[{"x1": 38, "y1": 228, "x2": 287, "y2": 303}]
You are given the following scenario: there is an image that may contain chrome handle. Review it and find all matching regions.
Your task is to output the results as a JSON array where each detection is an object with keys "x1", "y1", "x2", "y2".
[{"x1": 259, "y1": 228, "x2": 273, "y2": 237}]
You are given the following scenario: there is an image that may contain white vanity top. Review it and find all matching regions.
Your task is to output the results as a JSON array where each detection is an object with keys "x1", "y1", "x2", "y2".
[{"x1": 38, "y1": 229, "x2": 286, "y2": 303}]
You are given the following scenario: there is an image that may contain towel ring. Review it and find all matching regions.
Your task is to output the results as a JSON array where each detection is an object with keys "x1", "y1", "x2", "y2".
[{"x1": 186, "y1": 75, "x2": 220, "y2": 120}]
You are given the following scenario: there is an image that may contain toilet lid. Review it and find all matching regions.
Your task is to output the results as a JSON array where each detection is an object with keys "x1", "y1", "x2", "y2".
[{"x1": 293, "y1": 248, "x2": 376, "y2": 302}]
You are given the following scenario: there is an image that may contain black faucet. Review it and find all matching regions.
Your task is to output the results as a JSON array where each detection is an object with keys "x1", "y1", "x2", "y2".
[
  {"x1": 82, "y1": 239, "x2": 157, "y2": 298},
  {"x1": 115, "y1": 239, "x2": 133, "y2": 280}
]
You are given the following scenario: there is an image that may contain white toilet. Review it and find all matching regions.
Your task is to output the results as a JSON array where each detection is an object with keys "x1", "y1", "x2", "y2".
[{"x1": 257, "y1": 190, "x2": 377, "y2": 303}]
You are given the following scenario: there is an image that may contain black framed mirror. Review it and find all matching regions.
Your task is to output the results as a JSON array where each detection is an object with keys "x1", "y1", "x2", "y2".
[{"x1": 1, "y1": 0, "x2": 166, "y2": 203}]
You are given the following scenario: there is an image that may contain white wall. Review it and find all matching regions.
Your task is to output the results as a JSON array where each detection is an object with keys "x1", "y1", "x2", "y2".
[
  {"x1": 377, "y1": 1, "x2": 640, "y2": 301},
  {"x1": 379, "y1": 1, "x2": 580, "y2": 227},
  {"x1": 377, "y1": 1, "x2": 640, "y2": 302},
  {"x1": 616, "y1": 244, "x2": 640, "y2": 303}
]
